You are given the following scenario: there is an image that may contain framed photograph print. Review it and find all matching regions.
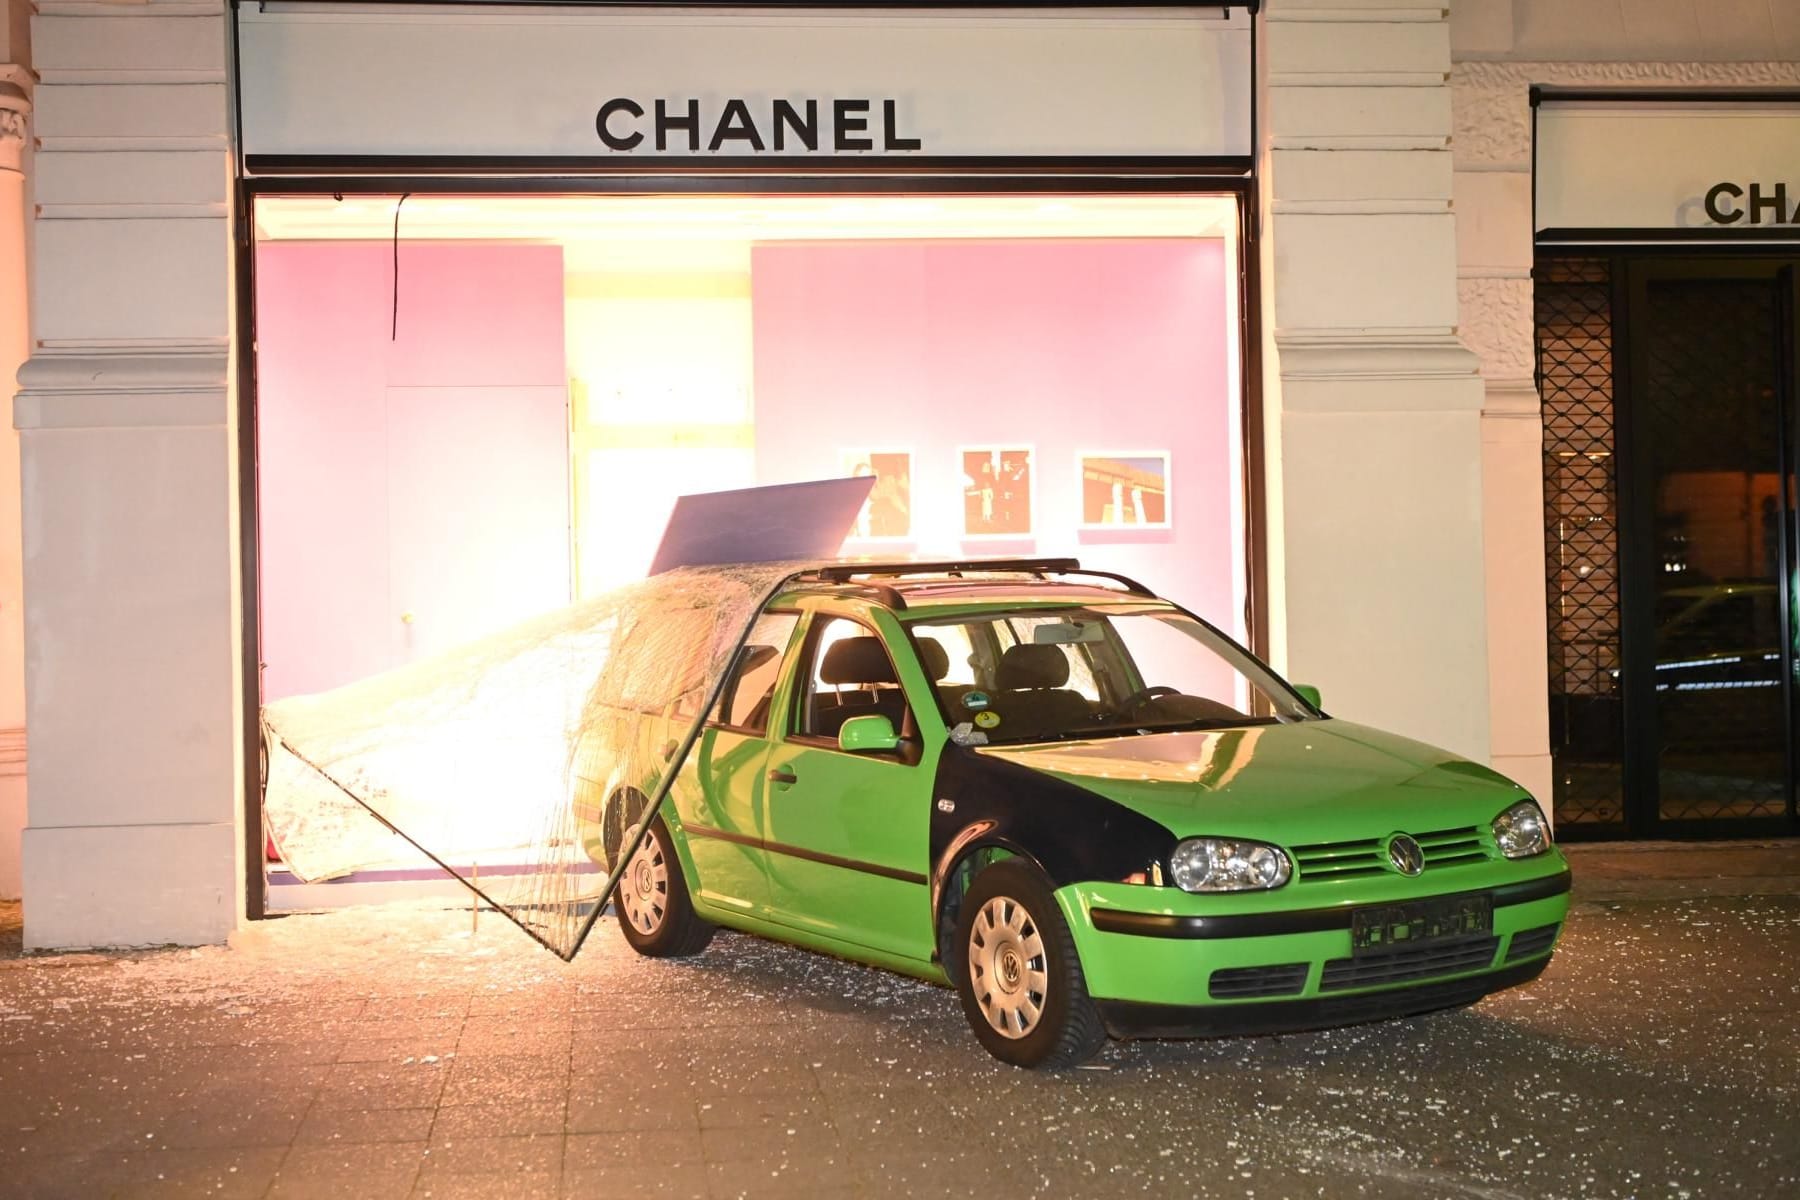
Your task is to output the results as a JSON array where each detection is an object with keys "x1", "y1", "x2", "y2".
[
  {"x1": 838, "y1": 449, "x2": 914, "y2": 541},
  {"x1": 1077, "y1": 452, "x2": 1172, "y2": 530},
  {"x1": 960, "y1": 446, "x2": 1034, "y2": 538}
]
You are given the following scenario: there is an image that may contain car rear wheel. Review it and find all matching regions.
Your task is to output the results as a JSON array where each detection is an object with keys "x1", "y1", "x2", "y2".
[
  {"x1": 612, "y1": 811, "x2": 713, "y2": 958},
  {"x1": 953, "y1": 860, "x2": 1106, "y2": 1069}
]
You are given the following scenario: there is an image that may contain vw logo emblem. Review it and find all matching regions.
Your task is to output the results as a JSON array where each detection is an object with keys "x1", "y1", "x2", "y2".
[{"x1": 1386, "y1": 834, "x2": 1425, "y2": 876}]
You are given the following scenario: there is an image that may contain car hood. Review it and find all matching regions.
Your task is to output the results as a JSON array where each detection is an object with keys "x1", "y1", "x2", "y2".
[{"x1": 976, "y1": 718, "x2": 1531, "y2": 843}]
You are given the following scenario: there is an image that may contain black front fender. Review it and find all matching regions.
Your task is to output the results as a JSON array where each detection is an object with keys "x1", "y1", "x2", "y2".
[{"x1": 928, "y1": 743, "x2": 1178, "y2": 922}]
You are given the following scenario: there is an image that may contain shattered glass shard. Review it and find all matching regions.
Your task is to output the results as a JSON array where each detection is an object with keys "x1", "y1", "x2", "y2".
[{"x1": 261, "y1": 562, "x2": 812, "y2": 960}]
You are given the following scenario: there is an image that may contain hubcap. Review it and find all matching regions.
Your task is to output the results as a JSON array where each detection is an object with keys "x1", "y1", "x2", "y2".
[
  {"x1": 968, "y1": 896, "x2": 1049, "y2": 1039},
  {"x1": 618, "y1": 833, "x2": 668, "y2": 936}
]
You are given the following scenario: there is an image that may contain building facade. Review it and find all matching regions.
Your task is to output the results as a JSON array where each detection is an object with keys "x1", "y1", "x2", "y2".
[
  {"x1": 5, "y1": 0, "x2": 1796, "y2": 947},
  {"x1": 1452, "y1": 1, "x2": 1800, "y2": 840}
]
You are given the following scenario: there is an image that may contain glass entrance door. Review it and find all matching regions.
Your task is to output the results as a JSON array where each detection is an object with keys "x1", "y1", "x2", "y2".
[{"x1": 1623, "y1": 260, "x2": 1799, "y2": 834}]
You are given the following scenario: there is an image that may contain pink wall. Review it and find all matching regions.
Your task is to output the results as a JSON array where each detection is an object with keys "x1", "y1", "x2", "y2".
[
  {"x1": 750, "y1": 239, "x2": 1239, "y2": 633},
  {"x1": 257, "y1": 235, "x2": 1238, "y2": 709},
  {"x1": 255, "y1": 241, "x2": 569, "y2": 701}
]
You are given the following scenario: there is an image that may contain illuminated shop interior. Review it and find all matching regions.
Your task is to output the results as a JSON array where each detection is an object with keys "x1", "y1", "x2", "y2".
[{"x1": 250, "y1": 192, "x2": 1246, "y2": 893}]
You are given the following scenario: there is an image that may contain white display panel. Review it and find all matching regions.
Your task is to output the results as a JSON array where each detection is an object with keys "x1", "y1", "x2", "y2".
[
  {"x1": 1536, "y1": 101, "x2": 1800, "y2": 232},
  {"x1": 237, "y1": 4, "x2": 1252, "y2": 162}
]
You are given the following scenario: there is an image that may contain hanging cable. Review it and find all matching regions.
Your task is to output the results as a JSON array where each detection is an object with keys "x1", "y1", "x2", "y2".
[{"x1": 391, "y1": 192, "x2": 412, "y2": 341}]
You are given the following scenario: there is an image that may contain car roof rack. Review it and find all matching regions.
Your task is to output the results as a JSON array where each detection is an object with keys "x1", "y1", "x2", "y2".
[{"x1": 799, "y1": 558, "x2": 1157, "y2": 610}]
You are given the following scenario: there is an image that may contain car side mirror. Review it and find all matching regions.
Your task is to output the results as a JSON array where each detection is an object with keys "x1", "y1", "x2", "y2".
[
  {"x1": 839, "y1": 714, "x2": 901, "y2": 754},
  {"x1": 1294, "y1": 684, "x2": 1323, "y2": 709}
]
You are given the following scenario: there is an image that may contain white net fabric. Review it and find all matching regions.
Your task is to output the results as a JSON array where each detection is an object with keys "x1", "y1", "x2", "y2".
[{"x1": 261, "y1": 562, "x2": 810, "y2": 960}]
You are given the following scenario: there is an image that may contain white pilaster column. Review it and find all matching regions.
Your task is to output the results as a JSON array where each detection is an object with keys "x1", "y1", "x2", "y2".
[
  {"x1": 1450, "y1": 61, "x2": 1552, "y2": 804},
  {"x1": 1262, "y1": 0, "x2": 1493, "y2": 763},
  {"x1": 0, "y1": 60, "x2": 29, "y2": 901},
  {"x1": 18, "y1": 2, "x2": 241, "y2": 947}
]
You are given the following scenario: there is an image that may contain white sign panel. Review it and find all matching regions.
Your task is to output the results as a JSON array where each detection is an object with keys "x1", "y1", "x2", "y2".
[
  {"x1": 1536, "y1": 101, "x2": 1800, "y2": 231},
  {"x1": 237, "y1": 4, "x2": 1252, "y2": 163}
]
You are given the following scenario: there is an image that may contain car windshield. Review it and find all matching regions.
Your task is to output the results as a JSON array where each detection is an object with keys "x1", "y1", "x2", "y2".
[{"x1": 906, "y1": 604, "x2": 1317, "y2": 745}]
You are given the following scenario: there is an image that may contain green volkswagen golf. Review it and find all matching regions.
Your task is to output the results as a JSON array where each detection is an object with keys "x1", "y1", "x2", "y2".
[{"x1": 588, "y1": 559, "x2": 1570, "y2": 1068}]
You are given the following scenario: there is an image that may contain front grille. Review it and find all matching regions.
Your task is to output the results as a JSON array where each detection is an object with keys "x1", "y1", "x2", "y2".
[
  {"x1": 1291, "y1": 826, "x2": 1492, "y2": 882},
  {"x1": 1319, "y1": 935, "x2": 1500, "y2": 992},
  {"x1": 1209, "y1": 963, "x2": 1308, "y2": 1000},
  {"x1": 1506, "y1": 923, "x2": 1562, "y2": 962}
]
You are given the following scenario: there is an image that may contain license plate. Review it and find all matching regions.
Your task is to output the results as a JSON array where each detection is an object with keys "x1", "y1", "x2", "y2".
[{"x1": 1351, "y1": 895, "x2": 1493, "y2": 955}]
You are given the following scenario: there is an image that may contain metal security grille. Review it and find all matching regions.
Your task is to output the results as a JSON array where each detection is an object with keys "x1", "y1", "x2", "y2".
[
  {"x1": 1535, "y1": 257, "x2": 1625, "y2": 828},
  {"x1": 1636, "y1": 277, "x2": 1788, "y2": 823}
]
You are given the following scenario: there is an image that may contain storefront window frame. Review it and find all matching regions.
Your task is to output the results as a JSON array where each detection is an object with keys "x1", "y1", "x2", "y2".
[{"x1": 232, "y1": 156, "x2": 1263, "y2": 919}]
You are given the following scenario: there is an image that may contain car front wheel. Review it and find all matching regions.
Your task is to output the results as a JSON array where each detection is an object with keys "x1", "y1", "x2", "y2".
[
  {"x1": 613, "y1": 812, "x2": 714, "y2": 958},
  {"x1": 953, "y1": 860, "x2": 1106, "y2": 1069}
]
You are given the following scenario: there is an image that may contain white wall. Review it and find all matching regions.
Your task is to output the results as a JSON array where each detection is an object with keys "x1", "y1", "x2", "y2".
[
  {"x1": 17, "y1": 3, "x2": 240, "y2": 947},
  {"x1": 1261, "y1": 0, "x2": 1492, "y2": 766},
  {"x1": 1452, "y1": 0, "x2": 1800, "y2": 63},
  {"x1": 1447, "y1": 3, "x2": 1552, "y2": 805}
]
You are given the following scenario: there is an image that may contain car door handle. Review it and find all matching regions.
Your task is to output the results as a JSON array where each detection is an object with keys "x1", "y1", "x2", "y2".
[{"x1": 768, "y1": 769, "x2": 797, "y2": 785}]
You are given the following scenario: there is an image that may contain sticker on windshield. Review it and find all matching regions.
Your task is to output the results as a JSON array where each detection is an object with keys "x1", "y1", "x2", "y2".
[
  {"x1": 961, "y1": 690, "x2": 991, "y2": 711},
  {"x1": 973, "y1": 710, "x2": 1002, "y2": 730}
]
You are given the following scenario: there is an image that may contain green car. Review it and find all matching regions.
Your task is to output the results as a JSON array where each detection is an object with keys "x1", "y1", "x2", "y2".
[{"x1": 591, "y1": 559, "x2": 1569, "y2": 1068}]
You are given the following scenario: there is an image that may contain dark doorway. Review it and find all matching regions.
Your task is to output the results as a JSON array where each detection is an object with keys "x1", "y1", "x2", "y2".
[{"x1": 1538, "y1": 255, "x2": 1800, "y2": 838}]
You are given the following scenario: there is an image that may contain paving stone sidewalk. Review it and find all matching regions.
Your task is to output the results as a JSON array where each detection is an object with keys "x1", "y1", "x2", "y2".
[{"x1": 0, "y1": 841, "x2": 1796, "y2": 1199}]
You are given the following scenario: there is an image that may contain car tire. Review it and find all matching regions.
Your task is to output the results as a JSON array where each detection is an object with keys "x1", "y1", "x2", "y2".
[
  {"x1": 612, "y1": 812, "x2": 714, "y2": 958},
  {"x1": 952, "y1": 859, "x2": 1106, "y2": 1069}
]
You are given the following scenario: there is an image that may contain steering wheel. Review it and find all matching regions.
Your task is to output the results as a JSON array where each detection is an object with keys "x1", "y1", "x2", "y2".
[{"x1": 1115, "y1": 685, "x2": 1182, "y2": 716}]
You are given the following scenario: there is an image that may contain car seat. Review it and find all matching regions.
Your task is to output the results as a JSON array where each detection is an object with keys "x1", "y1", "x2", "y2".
[
  {"x1": 994, "y1": 644, "x2": 1093, "y2": 738},
  {"x1": 814, "y1": 636, "x2": 908, "y2": 737}
]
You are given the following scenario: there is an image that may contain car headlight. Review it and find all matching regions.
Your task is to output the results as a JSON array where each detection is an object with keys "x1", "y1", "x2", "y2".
[
  {"x1": 1169, "y1": 838, "x2": 1292, "y2": 892},
  {"x1": 1492, "y1": 799, "x2": 1551, "y2": 859}
]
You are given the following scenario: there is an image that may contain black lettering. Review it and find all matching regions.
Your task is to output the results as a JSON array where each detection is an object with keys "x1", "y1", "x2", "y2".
[
  {"x1": 1704, "y1": 182, "x2": 1744, "y2": 224},
  {"x1": 882, "y1": 99, "x2": 921, "y2": 152},
  {"x1": 655, "y1": 99, "x2": 701, "y2": 152},
  {"x1": 596, "y1": 98, "x2": 644, "y2": 151},
  {"x1": 773, "y1": 99, "x2": 819, "y2": 152},
  {"x1": 708, "y1": 99, "x2": 766, "y2": 152},
  {"x1": 1749, "y1": 182, "x2": 1790, "y2": 225},
  {"x1": 833, "y1": 99, "x2": 872, "y2": 152}
]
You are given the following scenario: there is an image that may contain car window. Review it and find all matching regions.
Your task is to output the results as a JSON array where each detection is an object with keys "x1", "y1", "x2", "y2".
[
  {"x1": 795, "y1": 615, "x2": 913, "y2": 742},
  {"x1": 1108, "y1": 612, "x2": 1257, "y2": 713},
  {"x1": 716, "y1": 612, "x2": 800, "y2": 734},
  {"x1": 908, "y1": 606, "x2": 1312, "y2": 745}
]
